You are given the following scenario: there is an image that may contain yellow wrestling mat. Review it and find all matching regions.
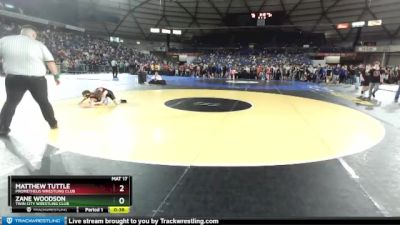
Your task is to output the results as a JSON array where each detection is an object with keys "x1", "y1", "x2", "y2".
[{"x1": 43, "y1": 89, "x2": 384, "y2": 167}]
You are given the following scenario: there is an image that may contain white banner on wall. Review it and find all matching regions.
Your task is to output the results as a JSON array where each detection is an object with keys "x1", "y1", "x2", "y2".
[
  {"x1": 356, "y1": 46, "x2": 378, "y2": 52},
  {"x1": 179, "y1": 54, "x2": 188, "y2": 62},
  {"x1": 311, "y1": 60, "x2": 326, "y2": 67},
  {"x1": 325, "y1": 56, "x2": 340, "y2": 64}
]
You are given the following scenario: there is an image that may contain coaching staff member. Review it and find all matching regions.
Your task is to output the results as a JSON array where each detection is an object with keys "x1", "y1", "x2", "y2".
[{"x1": 0, "y1": 25, "x2": 60, "y2": 135}]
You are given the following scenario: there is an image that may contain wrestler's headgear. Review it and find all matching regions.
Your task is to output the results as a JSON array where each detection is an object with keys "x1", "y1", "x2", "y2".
[{"x1": 82, "y1": 90, "x2": 91, "y2": 97}]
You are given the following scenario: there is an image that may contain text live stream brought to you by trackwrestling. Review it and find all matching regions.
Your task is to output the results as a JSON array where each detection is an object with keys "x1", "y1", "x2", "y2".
[
  {"x1": 1, "y1": 217, "x2": 223, "y2": 225},
  {"x1": 4, "y1": 217, "x2": 400, "y2": 225}
]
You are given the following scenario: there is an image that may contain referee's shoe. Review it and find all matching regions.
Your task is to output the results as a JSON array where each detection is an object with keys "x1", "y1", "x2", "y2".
[{"x1": 51, "y1": 123, "x2": 58, "y2": 129}]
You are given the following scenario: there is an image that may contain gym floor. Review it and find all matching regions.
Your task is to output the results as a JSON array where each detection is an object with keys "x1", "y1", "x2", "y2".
[{"x1": 0, "y1": 73, "x2": 399, "y2": 218}]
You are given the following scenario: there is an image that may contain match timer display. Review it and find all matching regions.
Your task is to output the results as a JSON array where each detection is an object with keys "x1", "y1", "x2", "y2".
[
  {"x1": 8, "y1": 176, "x2": 132, "y2": 213},
  {"x1": 251, "y1": 12, "x2": 273, "y2": 20}
]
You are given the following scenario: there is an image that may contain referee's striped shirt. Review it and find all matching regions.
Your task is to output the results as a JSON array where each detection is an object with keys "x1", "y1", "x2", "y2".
[{"x1": 0, "y1": 34, "x2": 54, "y2": 76}]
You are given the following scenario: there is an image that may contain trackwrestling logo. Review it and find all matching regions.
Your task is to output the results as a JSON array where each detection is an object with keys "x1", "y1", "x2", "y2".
[{"x1": 2, "y1": 217, "x2": 64, "y2": 225}]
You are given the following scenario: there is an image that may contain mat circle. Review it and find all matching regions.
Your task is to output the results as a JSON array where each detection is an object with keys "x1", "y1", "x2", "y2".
[
  {"x1": 47, "y1": 89, "x2": 385, "y2": 167},
  {"x1": 165, "y1": 97, "x2": 252, "y2": 112}
]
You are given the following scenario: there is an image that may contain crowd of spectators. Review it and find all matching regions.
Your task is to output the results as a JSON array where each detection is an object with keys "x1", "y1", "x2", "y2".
[
  {"x1": 167, "y1": 59, "x2": 400, "y2": 86},
  {"x1": 41, "y1": 30, "x2": 156, "y2": 73},
  {"x1": 0, "y1": 18, "x2": 17, "y2": 36},
  {"x1": 0, "y1": 17, "x2": 313, "y2": 77},
  {"x1": 163, "y1": 48, "x2": 310, "y2": 79},
  {"x1": 0, "y1": 17, "x2": 164, "y2": 73},
  {"x1": 0, "y1": 16, "x2": 399, "y2": 87}
]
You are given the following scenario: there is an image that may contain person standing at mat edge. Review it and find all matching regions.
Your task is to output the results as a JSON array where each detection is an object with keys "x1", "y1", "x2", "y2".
[
  {"x1": 395, "y1": 69, "x2": 400, "y2": 103},
  {"x1": 0, "y1": 25, "x2": 60, "y2": 135},
  {"x1": 111, "y1": 59, "x2": 118, "y2": 79},
  {"x1": 368, "y1": 62, "x2": 384, "y2": 100}
]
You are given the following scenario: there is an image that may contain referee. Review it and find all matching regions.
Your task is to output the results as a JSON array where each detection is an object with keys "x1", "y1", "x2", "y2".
[
  {"x1": 111, "y1": 59, "x2": 118, "y2": 78},
  {"x1": 0, "y1": 25, "x2": 60, "y2": 135}
]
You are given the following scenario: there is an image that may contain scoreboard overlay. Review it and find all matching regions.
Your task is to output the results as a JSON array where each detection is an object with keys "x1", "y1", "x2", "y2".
[{"x1": 8, "y1": 176, "x2": 132, "y2": 213}]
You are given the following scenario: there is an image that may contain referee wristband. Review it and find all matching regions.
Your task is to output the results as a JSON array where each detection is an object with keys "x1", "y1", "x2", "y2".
[{"x1": 54, "y1": 73, "x2": 61, "y2": 80}]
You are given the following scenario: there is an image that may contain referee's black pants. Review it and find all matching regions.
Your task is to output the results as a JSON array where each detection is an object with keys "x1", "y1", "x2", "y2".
[
  {"x1": 0, "y1": 75, "x2": 57, "y2": 132},
  {"x1": 112, "y1": 66, "x2": 118, "y2": 78}
]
